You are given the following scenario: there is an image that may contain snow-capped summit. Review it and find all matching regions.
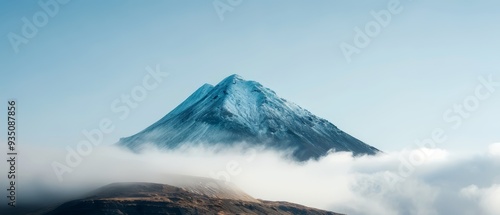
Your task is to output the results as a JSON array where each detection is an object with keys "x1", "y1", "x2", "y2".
[{"x1": 119, "y1": 74, "x2": 380, "y2": 160}]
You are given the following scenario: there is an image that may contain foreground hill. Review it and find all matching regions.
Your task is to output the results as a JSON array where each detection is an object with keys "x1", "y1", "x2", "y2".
[{"x1": 42, "y1": 182, "x2": 343, "y2": 215}]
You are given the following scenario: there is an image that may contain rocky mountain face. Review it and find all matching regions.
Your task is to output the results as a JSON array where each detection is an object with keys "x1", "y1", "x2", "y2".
[
  {"x1": 119, "y1": 74, "x2": 380, "y2": 160},
  {"x1": 42, "y1": 182, "x2": 343, "y2": 215}
]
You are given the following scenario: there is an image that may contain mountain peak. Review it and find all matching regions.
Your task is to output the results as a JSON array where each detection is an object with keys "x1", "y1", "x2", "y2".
[
  {"x1": 216, "y1": 74, "x2": 259, "y2": 92},
  {"x1": 224, "y1": 74, "x2": 244, "y2": 81},
  {"x1": 216, "y1": 74, "x2": 245, "y2": 87},
  {"x1": 119, "y1": 74, "x2": 380, "y2": 160}
]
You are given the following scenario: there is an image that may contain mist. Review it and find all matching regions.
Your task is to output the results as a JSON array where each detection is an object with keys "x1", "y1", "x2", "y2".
[{"x1": 1, "y1": 142, "x2": 499, "y2": 215}]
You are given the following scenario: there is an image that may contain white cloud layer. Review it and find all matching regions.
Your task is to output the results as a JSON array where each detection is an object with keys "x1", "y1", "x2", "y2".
[
  {"x1": 0, "y1": 142, "x2": 499, "y2": 215},
  {"x1": 488, "y1": 142, "x2": 500, "y2": 156}
]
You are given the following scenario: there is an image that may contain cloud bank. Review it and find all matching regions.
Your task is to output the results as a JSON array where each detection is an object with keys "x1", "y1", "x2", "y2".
[{"x1": 0, "y1": 142, "x2": 499, "y2": 215}]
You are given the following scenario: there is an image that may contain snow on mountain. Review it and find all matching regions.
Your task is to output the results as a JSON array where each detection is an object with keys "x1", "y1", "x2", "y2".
[{"x1": 119, "y1": 74, "x2": 380, "y2": 160}]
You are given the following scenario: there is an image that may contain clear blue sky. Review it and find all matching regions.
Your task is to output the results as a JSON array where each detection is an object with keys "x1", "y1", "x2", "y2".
[{"x1": 0, "y1": 0, "x2": 499, "y2": 152}]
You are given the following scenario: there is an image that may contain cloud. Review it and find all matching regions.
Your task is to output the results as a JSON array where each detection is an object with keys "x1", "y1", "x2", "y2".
[
  {"x1": 0, "y1": 142, "x2": 499, "y2": 215},
  {"x1": 460, "y1": 184, "x2": 500, "y2": 215},
  {"x1": 488, "y1": 142, "x2": 500, "y2": 156}
]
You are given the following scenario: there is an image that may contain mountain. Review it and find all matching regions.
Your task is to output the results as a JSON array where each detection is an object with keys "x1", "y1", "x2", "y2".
[
  {"x1": 119, "y1": 74, "x2": 380, "y2": 160},
  {"x1": 42, "y1": 182, "x2": 343, "y2": 215}
]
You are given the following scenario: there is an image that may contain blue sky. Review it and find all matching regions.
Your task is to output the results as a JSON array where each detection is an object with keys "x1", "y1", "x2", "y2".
[{"x1": 0, "y1": 0, "x2": 499, "y2": 152}]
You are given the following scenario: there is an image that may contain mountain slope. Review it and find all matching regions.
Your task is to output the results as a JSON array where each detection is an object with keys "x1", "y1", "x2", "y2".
[
  {"x1": 119, "y1": 74, "x2": 380, "y2": 160},
  {"x1": 42, "y1": 182, "x2": 343, "y2": 215}
]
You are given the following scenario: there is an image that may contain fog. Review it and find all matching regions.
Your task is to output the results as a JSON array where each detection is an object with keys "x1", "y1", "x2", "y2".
[{"x1": 1, "y1": 142, "x2": 499, "y2": 215}]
